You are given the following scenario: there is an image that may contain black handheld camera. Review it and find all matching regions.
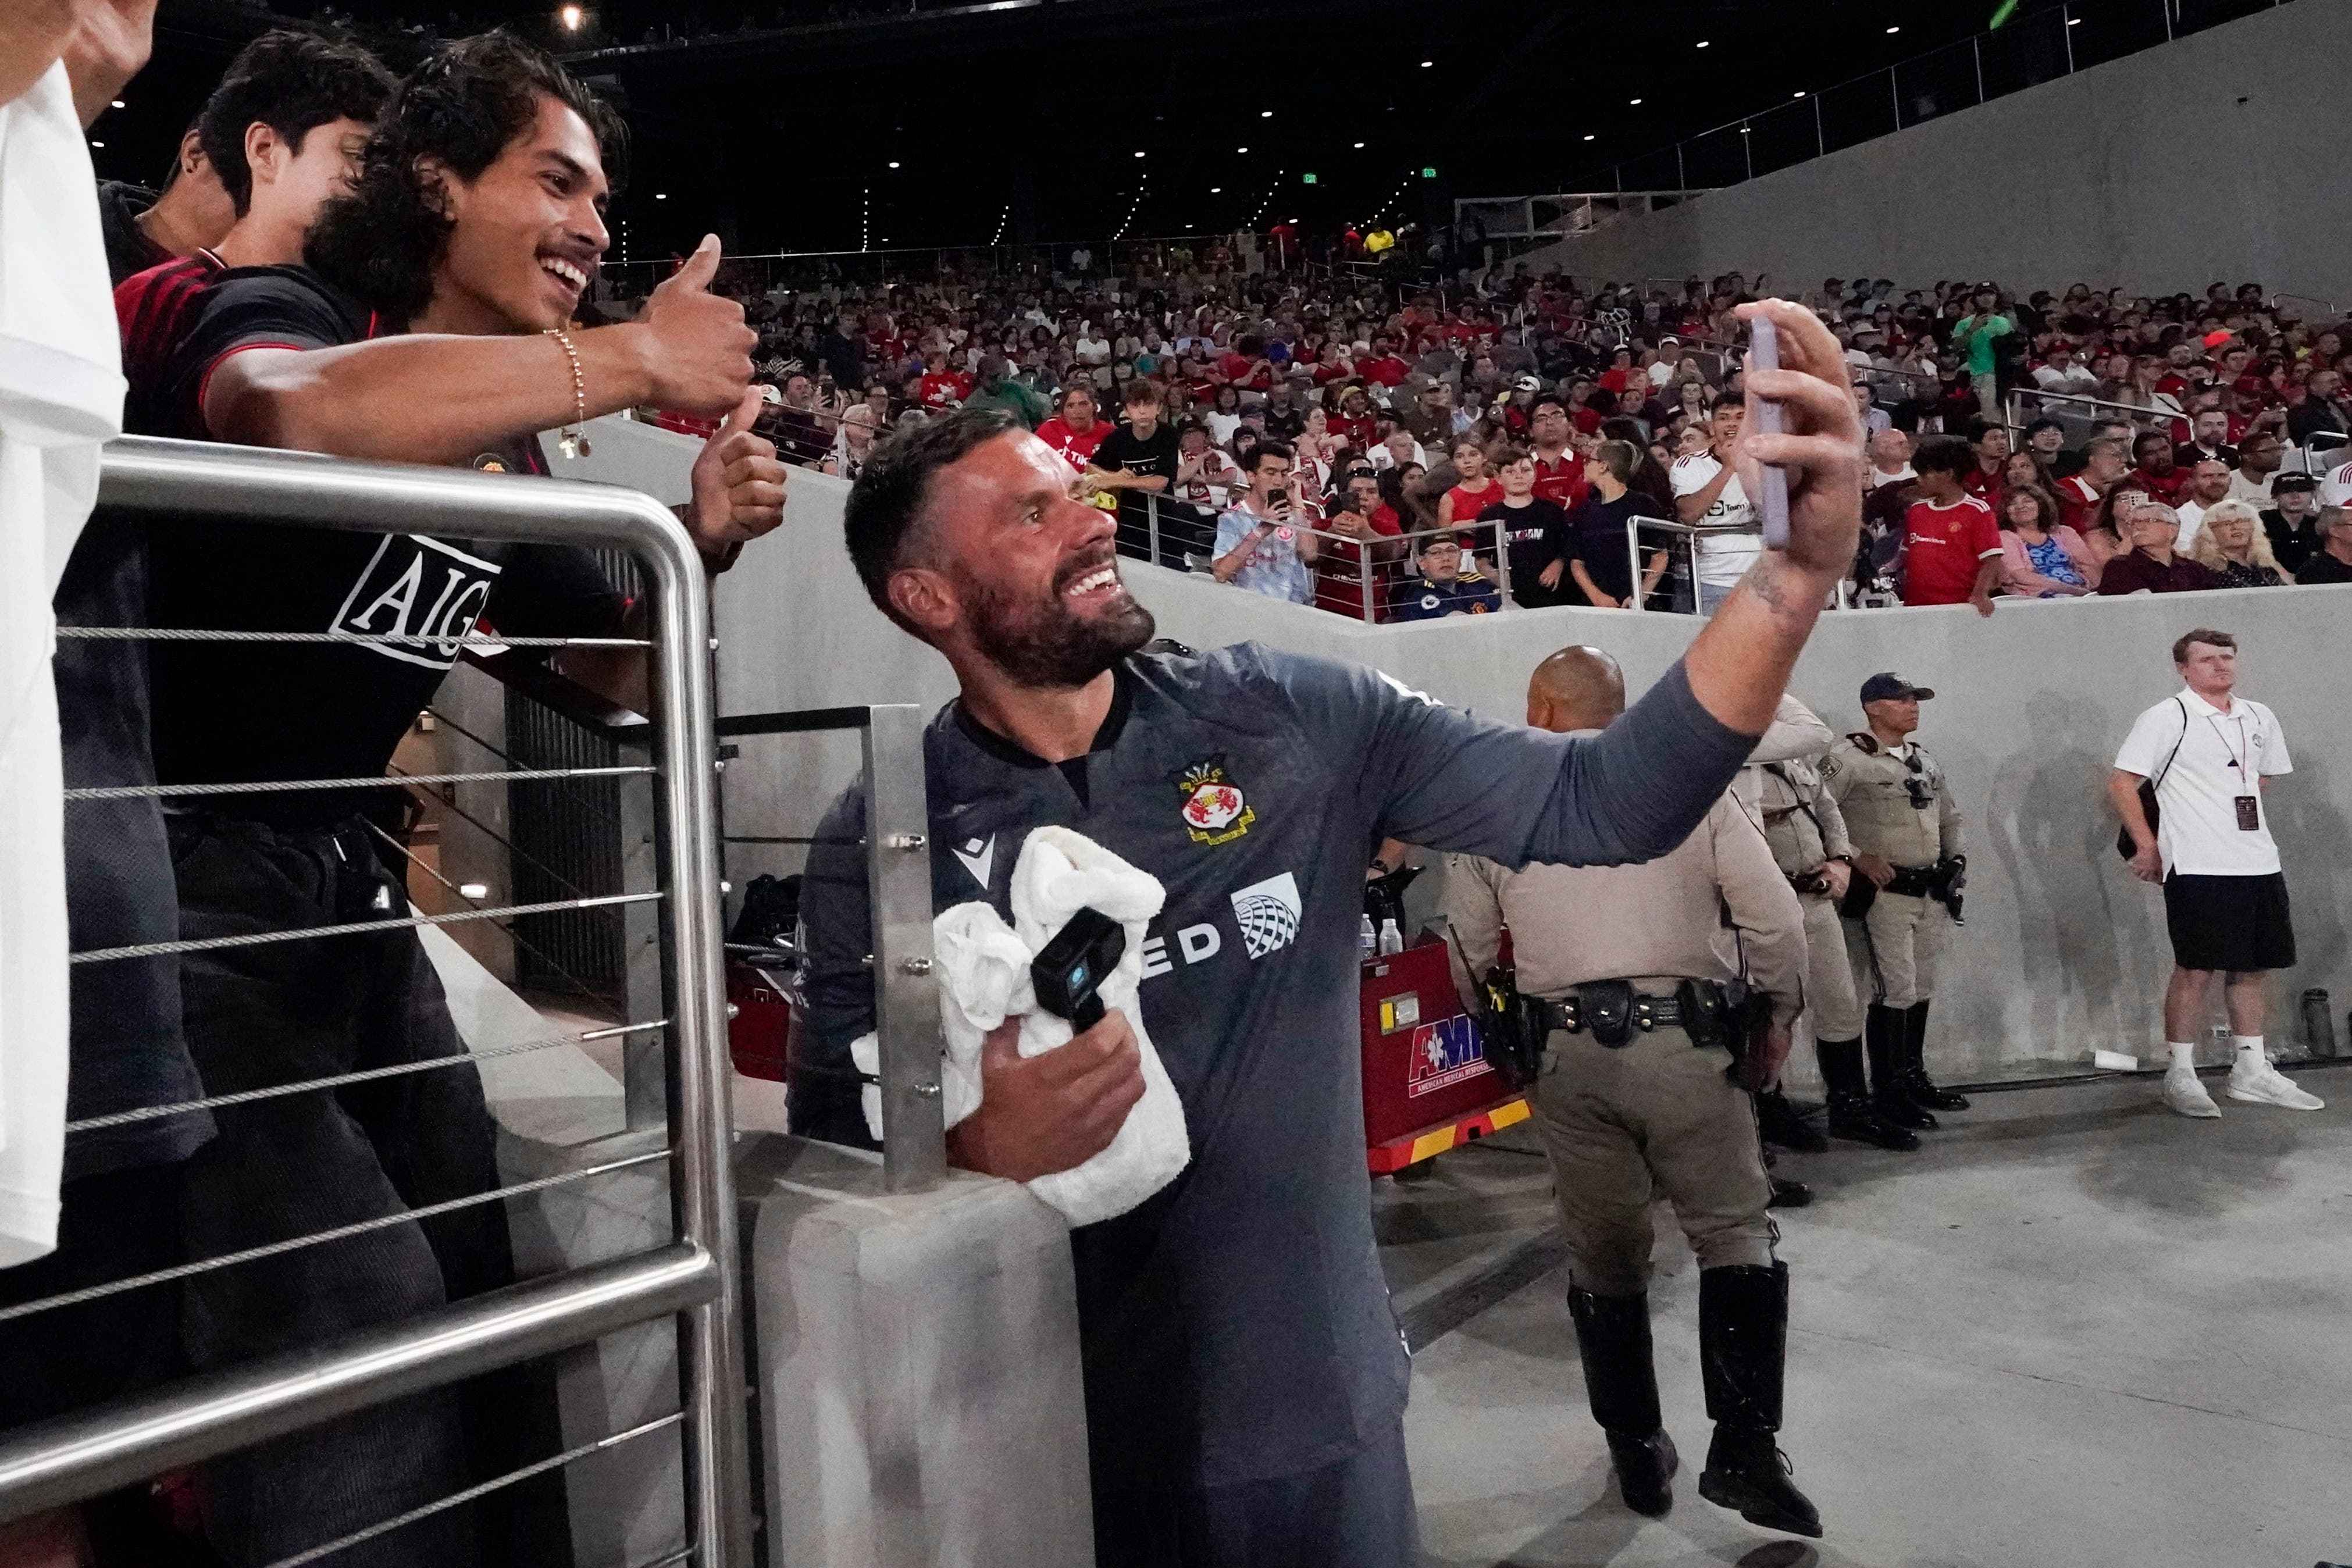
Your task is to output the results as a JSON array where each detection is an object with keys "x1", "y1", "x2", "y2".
[{"x1": 1031, "y1": 907, "x2": 1127, "y2": 1031}]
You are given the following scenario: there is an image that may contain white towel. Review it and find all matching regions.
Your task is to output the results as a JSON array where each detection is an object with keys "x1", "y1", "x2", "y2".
[
  {"x1": 0, "y1": 62, "x2": 126, "y2": 1267},
  {"x1": 850, "y1": 826, "x2": 1191, "y2": 1226}
]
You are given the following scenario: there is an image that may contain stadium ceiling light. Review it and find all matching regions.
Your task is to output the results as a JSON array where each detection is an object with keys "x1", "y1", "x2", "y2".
[
  {"x1": 1793, "y1": 90, "x2": 1807, "y2": 97},
  {"x1": 89, "y1": 138, "x2": 103, "y2": 148},
  {"x1": 654, "y1": 192, "x2": 667, "y2": 199},
  {"x1": 558, "y1": 4, "x2": 583, "y2": 29},
  {"x1": 1260, "y1": 110, "x2": 1273, "y2": 118},
  {"x1": 1886, "y1": 24, "x2": 1900, "y2": 32},
  {"x1": 1353, "y1": 141, "x2": 1364, "y2": 148},
  {"x1": 109, "y1": 98, "x2": 124, "y2": 108},
  {"x1": 1419, "y1": 59, "x2": 1432, "y2": 67},
  {"x1": 1628, "y1": 97, "x2": 1642, "y2": 105},
  {"x1": 888, "y1": 161, "x2": 900, "y2": 168},
  {"x1": 1210, "y1": 186, "x2": 1221, "y2": 192},
  {"x1": 1135, "y1": 150, "x2": 1146, "y2": 158},
  {"x1": 1695, "y1": 39, "x2": 1708, "y2": 47},
  {"x1": 1236, "y1": 145, "x2": 1248, "y2": 152},
  {"x1": 1583, "y1": 133, "x2": 1595, "y2": 141}
]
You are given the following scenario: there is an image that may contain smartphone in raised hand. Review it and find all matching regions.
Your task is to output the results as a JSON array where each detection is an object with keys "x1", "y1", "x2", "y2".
[{"x1": 1748, "y1": 314, "x2": 1792, "y2": 550}]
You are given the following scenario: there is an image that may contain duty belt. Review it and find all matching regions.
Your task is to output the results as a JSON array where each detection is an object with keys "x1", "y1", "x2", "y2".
[
  {"x1": 1882, "y1": 863, "x2": 1943, "y2": 898},
  {"x1": 1537, "y1": 978, "x2": 1734, "y2": 1050}
]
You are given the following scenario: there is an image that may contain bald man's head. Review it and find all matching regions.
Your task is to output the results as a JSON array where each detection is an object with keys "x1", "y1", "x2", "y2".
[{"x1": 1526, "y1": 646, "x2": 1625, "y2": 733}]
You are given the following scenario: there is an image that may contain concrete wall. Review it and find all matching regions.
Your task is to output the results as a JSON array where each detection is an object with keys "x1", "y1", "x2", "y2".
[
  {"x1": 546, "y1": 413, "x2": 2352, "y2": 1081},
  {"x1": 705, "y1": 457, "x2": 2352, "y2": 1081},
  {"x1": 1515, "y1": 0, "x2": 2352, "y2": 308}
]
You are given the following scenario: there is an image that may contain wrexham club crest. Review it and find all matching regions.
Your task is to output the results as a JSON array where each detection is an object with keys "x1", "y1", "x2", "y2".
[{"x1": 1176, "y1": 757, "x2": 1256, "y2": 845}]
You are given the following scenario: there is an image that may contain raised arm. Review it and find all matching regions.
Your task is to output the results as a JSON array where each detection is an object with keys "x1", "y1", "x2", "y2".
[
  {"x1": 205, "y1": 237, "x2": 754, "y2": 465},
  {"x1": 1679, "y1": 299, "x2": 1866, "y2": 737}
]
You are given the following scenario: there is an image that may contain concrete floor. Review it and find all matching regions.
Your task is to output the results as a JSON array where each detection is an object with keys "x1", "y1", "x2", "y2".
[{"x1": 1389, "y1": 1067, "x2": 2352, "y2": 1568}]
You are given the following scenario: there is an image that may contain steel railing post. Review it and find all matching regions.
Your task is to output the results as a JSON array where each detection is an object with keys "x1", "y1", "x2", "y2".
[
  {"x1": 1626, "y1": 518, "x2": 1646, "y2": 613},
  {"x1": 1491, "y1": 518, "x2": 1513, "y2": 605},
  {"x1": 639, "y1": 490, "x2": 756, "y2": 1567},
  {"x1": 1146, "y1": 490, "x2": 1161, "y2": 567},
  {"x1": 863, "y1": 705, "x2": 947, "y2": 1194}
]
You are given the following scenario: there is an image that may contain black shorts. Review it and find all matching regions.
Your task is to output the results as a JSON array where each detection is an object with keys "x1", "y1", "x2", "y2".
[{"x1": 2163, "y1": 871, "x2": 2296, "y2": 972}]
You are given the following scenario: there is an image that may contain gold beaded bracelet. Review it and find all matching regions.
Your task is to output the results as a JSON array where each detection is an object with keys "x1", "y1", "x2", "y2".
[{"x1": 543, "y1": 327, "x2": 592, "y2": 458}]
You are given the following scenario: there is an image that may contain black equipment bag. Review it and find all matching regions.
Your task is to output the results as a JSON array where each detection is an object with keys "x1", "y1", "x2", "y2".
[{"x1": 2116, "y1": 697, "x2": 2188, "y2": 861}]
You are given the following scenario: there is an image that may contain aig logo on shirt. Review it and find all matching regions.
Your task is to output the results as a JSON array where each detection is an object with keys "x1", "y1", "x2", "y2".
[{"x1": 329, "y1": 536, "x2": 502, "y2": 669}]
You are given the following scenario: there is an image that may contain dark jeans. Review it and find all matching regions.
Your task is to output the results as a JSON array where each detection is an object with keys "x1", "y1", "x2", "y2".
[{"x1": 165, "y1": 813, "x2": 570, "y2": 1568}]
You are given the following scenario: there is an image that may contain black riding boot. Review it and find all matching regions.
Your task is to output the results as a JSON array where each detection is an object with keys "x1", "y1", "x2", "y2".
[
  {"x1": 1819, "y1": 1035, "x2": 1919, "y2": 1151},
  {"x1": 1697, "y1": 1263, "x2": 1822, "y2": 1539},
  {"x1": 1866, "y1": 1004, "x2": 1937, "y2": 1130},
  {"x1": 1754, "y1": 1086, "x2": 1827, "y2": 1153},
  {"x1": 1904, "y1": 1000, "x2": 1969, "y2": 1110},
  {"x1": 1567, "y1": 1288, "x2": 1679, "y2": 1517}
]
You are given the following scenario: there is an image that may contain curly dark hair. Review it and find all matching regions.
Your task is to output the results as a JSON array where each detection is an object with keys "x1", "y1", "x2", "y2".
[
  {"x1": 305, "y1": 31, "x2": 626, "y2": 324},
  {"x1": 197, "y1": 30, "x2": 395, "y2": 218}
]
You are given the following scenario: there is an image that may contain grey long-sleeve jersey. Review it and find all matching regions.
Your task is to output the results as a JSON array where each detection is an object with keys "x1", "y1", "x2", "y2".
[{"x1": 793, "y1": 642, "x2": 1756, "y2": 1491}]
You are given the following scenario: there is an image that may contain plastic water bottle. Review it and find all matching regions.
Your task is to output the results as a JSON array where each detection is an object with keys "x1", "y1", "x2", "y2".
[
  {"x1": 1359, "y1": 914, "x2": 1378, "y2": 958},
  {"x1": 1377, "y1": 918, "x2": 1405, "y2": 957}
]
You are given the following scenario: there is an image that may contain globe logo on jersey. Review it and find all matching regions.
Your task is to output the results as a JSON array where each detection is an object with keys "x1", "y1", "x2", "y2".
[
  {"x1": 1177, "y1": 757, "x2": 1256, "y2": 845},
  {"x1": 1227, "y1": 872, "x2": 1302, "y2": 961}
]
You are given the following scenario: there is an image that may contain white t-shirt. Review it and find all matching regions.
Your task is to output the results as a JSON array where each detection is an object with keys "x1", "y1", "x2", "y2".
[
  {"x1": 2174, "y1": 498, "x2": 2214, "y2": 553},
  {"x1": 0, "y1": 63, "x2": 124, "y2": 1264},
  {"x1": 2224, "y1": 468, "x2": 2274, "y2": 505},
  {"x1": 1670, "y1": 450, "x2": 1762, "y2": 589},
  {"x1": 1868, "y1": 462, "x2": 1917, "y2": 489},
  {"x1": 2033, "y1": 363, "x2": 2098, "y2": 397},
  {"x1": 2114, "y1": 689, "x2": 2292, "y2": 876}
]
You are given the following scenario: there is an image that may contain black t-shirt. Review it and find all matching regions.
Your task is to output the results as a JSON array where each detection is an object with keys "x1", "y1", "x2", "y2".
[
  {"x1": 2295, "y1": 548, "x2": 2352, "y2": 585},
  {"x1": 1475, "y1": 496, "x2": 1571, "y2": 607},
  {"x1": 1092, "y1": 421, "x2": 1181, "y2": 531},
  {"x1": 1565, "y1": 491, "x2": 1646, "y2": 604},
  {"x1": 96, "y1": 179, "x2": 168, "y2": 285},
  {"x1": 146, "y1": 266, "x2": 628, "y2": 825}
]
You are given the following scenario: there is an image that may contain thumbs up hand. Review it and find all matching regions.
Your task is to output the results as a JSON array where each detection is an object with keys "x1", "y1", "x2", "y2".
[
  {"x1": 684, "y1": 384, "x2": 787, "y2": 561},
  {"x1": 637, "y1": 234, "x2": 757, "y2": 416}
]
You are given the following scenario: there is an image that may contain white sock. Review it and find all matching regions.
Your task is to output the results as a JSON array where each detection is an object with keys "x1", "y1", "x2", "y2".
[
  {"x1": 2168, "y1": 1042, "x2": 2197, "y2": 1074},
  {"x1": 2232, "y1": 1035, "x2": 2267, "y2": 1070}
]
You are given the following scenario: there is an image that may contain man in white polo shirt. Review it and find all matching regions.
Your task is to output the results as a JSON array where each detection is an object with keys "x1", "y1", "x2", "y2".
[{"x1": 2110, "y1": 628, "x2": 2320, "y2": 1118}]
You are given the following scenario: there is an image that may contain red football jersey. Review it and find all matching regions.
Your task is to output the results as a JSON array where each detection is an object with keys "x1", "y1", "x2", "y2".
[
  {"x1": 1901, "y1": 494, "x2": 2001, "y2": 605},
  {"x1": 1036, "y1": 416, "x2": 1109, "y2": 470}
]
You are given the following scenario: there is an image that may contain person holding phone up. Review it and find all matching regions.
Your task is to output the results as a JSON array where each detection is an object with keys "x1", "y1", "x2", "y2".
[{"x1": 1211, "y1": 439, "x2": 1319, "y2": 603}]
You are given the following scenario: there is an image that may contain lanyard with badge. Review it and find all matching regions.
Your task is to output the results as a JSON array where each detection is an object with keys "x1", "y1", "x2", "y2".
[{"x1": 2207, "y1": 710, "x2": 2260, "y2": 830}]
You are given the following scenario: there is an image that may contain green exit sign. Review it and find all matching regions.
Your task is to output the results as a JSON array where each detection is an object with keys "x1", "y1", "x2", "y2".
[
  {"x1": 1302, "y1": 172, "x2": 1317, "y2": 184},
  {"x1": 1421, "y1": 166, "x2": 1437, "y2": 179}
]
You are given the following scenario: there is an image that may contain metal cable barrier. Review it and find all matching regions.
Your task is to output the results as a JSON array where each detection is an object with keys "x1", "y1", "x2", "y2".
[{"x1": 0, "y1": 436, "x2": 751, "y2": 1565}]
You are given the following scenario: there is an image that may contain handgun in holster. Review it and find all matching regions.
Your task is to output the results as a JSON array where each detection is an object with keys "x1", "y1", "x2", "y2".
[{"x1": 1929, "y1": 854, "x2": 1968, "y2": 925}]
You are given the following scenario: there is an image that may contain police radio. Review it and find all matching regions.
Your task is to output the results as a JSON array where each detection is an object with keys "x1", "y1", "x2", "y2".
[{"x1": 1031, "y1": 907, "x2": 1127, "y2": 1031}]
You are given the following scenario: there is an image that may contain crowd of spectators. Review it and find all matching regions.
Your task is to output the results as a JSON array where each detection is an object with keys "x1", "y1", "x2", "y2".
[{"x1": 610, "y1": 255, "x2": 2352, "y2": 619}]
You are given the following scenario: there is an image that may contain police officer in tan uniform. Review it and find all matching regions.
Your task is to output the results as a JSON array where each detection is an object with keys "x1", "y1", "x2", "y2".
[
  {"x1": 1442, "y1": 647, "x2": 1820, "y2": 1540},
  {"x1": 1820, "y1": 672, "x2": 1970, "y2": 1133},
  {"x1": 1741, "y1": 697, "x2": 1918, "y2": 1152}
]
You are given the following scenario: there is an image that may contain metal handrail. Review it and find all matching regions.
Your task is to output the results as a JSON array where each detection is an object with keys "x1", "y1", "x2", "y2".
[
  {"x1": 711, "y1": 705, "x2": 947, "y2": 1194},
  {"x1": 1624, "y1": 513, "x2": 1754, "y2": 616},
  {"x1": 1136, "y1": 494, "x2": 1518, "y2": 618},
  {"x1": 0, "y1": 436, "x2": 753, "y2": 1561}
]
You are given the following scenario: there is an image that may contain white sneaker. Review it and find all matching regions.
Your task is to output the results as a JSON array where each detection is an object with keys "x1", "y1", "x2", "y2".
[
  {"x1": 2161, "y1": 1067, "x2": 2222, "y2": 1119},
  {"x1": 2225, "y1": 1059, "x2": 2325, "y2": 1111}
]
